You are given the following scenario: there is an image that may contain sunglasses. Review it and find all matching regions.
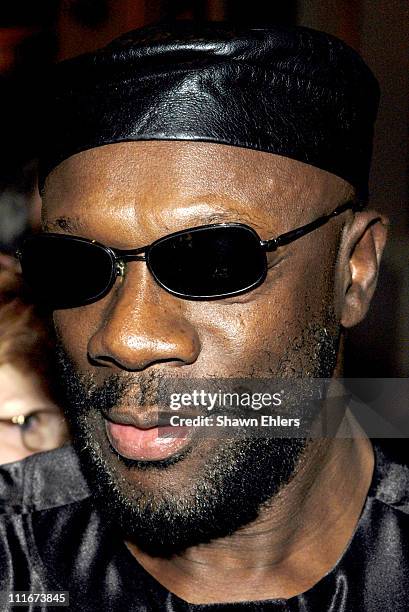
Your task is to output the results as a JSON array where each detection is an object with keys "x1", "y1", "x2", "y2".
[{"x1": 17, "y1": 200, "x2": 360, "y2": 309}]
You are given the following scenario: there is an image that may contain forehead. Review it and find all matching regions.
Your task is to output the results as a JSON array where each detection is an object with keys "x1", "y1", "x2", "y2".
[
  {"x1": 0, "y1": 364, "x2": 48, "y2": 417},
  {"x1": 42, "y1": 141, "x2": 352, "y2": 243}
]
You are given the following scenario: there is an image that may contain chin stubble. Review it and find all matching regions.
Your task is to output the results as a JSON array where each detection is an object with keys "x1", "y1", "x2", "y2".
[{"x1": 54, "y1": 308, "x2": 340, "y2": 556}]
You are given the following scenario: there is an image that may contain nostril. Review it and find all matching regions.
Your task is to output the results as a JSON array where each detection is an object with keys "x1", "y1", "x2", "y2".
[
  {"x1": 87, "y1": 269, "x2": 201, "y2": 371},
  {"x1": 88, "y1": 353, "x2": 118, "y2": 368},
  {"x1": 88, "y1": 352, "x2": 189, "y2": 371},
  {"x1": 87, "y1": 322, "x2": 201, "y2": 371}
]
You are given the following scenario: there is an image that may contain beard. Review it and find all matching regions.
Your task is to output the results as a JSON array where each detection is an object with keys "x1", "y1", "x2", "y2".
[{"x1": 55, "y1": 314, "x2": 340, "y2": 557}]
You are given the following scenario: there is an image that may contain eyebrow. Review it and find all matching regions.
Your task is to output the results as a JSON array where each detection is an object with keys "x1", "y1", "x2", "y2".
[
  {"x1": 185, "y1": 210, "x2": 253, "y2": 225},
  {"x1": 167, "y1": 208, "x2": 269, "y2": 233},
  {"x1": 43, "y1": 216, "x2": 85, "y2": 233},
  {"x1": 43, "y1": 209, "x2": 269, "y2": 238}
]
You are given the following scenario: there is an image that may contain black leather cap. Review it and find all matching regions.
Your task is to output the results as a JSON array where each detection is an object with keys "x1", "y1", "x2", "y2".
[{"x1": 39, "y1": 22, "x2": 380, "y2": 197}]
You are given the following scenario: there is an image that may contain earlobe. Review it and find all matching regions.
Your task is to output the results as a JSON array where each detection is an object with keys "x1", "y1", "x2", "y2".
[{"x1": 338, "y1": 211, "x2": 388, "y2": 328}]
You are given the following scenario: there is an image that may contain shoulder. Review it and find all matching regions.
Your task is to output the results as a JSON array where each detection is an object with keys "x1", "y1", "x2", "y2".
[
  {"x1": 371, "y1": 440, "x2": 409, "y2": 514},
  {"x1": 0, "y1": 446, "x2": 109, "y2": 593},
  {"x1": 0, "y1": 444, "x2": 90, "y2": 514},
  {"x1": 0, "y1": 447, "x2": 152, "y2": 607}
]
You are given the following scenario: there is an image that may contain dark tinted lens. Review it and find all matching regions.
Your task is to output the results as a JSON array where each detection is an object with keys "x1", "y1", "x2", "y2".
[
  {"x1": 20, "y1": 234, "x2": 115, "y2": 308},
  {"x1": 148, "y1": 225, "x2": 266, "y2": 298}
]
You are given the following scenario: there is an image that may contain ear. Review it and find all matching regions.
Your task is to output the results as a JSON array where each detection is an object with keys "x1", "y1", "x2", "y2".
[{"x1": 336, "y1": 210, "x2": 388, "y2": 328}]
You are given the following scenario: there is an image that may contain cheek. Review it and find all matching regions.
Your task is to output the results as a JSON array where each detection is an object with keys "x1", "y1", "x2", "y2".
[
  {"x1": 53, "y1": 307, "x2": 99, "y2": 367},
  {"x1": 190, "y1": 252, "x2": 336, "y2": 373},
  {"x1": 0, "y1": 432, "x2": 33, "y2": 464},
  {"x1": 53, "y1": 244, "x2": 337, "y2": 378}
]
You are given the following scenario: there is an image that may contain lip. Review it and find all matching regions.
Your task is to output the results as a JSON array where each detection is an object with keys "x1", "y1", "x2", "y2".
[
  {"x1": 104, "y1": 411, "x2": 193, "y2": 461},
  {"x1": 103, "y1": 410, "x2": 164, "y2": 429}
]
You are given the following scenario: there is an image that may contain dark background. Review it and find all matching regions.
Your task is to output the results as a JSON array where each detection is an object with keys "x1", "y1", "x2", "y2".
[{"x1": 0, "y1": 0, "x2": 407, "y2": 377}]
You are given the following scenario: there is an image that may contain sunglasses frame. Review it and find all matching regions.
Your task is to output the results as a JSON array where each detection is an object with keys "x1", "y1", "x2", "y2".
[{"x1": 17, "y1": 199, "x2": 362, "y2": 306}]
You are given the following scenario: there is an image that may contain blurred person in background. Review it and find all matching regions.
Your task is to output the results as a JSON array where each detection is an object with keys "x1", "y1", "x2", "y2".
[
  {"x1": 0, "y1": 255, "x2": 69, "y2": 464},
  {"x1": 0, "y1": 24, "x2": 62, "y2": 466},
  {"x1": 0, "y1": 160, "x2": 41, "y2": 255}
]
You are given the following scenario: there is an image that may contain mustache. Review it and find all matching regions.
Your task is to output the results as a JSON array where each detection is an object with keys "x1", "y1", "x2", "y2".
[{"x1": 54, "y1": 340, "x2": 191, "y2": 415}]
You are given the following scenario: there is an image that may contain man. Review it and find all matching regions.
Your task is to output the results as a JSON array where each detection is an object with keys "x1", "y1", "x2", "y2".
[{"x1": 1, "y1": 22, "x2": 407, "y2": 611}]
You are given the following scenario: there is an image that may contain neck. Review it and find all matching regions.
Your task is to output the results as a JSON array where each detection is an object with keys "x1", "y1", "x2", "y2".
[{"x1": 126, "y1": 412, "x2": 374, "y2": 604}]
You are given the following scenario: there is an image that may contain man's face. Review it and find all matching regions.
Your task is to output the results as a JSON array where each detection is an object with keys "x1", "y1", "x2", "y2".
[{"x1": 42, "y1": 141, "x2": 353, "y2": 554}]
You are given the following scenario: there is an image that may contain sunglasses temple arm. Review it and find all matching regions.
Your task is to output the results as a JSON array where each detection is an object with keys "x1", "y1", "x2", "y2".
[{"x1": 262, "y1": 199, "x2": 360, "y2": 252}]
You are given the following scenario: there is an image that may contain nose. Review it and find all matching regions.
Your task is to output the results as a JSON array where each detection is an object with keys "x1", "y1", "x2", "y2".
[{"x1": 87, "y1": 263, "x2": 201, "y2": 371}]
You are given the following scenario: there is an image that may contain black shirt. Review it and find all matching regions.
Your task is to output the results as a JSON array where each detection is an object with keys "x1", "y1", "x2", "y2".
[{"x1": 1, "y1": 442, "x2": 409, "y2": 611}]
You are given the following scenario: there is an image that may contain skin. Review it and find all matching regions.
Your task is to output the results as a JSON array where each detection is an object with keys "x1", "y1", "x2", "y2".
[
  {"x1": 0, "y1": 363, "x2": 65, "y2": 464},
  {"x1": 42, "y1": 141, "x2": 388, "y2": 603}
]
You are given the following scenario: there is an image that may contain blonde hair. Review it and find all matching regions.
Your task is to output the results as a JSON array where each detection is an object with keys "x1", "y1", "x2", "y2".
[{"x1": 0, "y1": 257, "x2": 54, "y2": 377}]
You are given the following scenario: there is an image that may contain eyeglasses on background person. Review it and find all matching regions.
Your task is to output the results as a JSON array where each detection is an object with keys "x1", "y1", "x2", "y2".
[
  {"x1": 0, "y1": 406, "x2": 68, "y2": 453},
  {"x1": 0, "y1": 256, "x2": 70, "y2": 465}
]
